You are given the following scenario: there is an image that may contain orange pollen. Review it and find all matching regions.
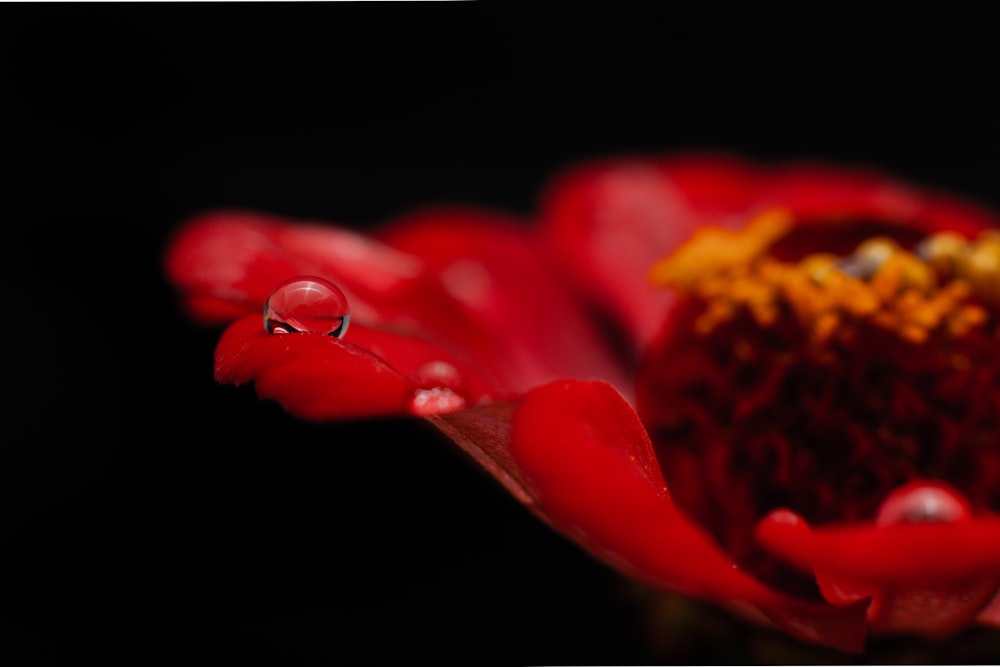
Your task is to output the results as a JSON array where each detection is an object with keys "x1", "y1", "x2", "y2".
[{"x1": 650, "y1": 211, "x2": 999, "y2": 348}]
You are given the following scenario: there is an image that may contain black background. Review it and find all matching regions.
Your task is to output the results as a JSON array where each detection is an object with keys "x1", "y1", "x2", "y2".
[{"x1": 4, "y1": 5, "x2": 1000, "y2": 665}]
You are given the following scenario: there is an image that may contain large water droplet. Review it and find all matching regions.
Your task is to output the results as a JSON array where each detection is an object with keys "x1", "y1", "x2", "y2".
[
  {"x1": 876, "y1": 480, "x2": 971, "y2": 525},
  {"x1": 263, "y1": 276, "x2": 350, "y2": 337}
]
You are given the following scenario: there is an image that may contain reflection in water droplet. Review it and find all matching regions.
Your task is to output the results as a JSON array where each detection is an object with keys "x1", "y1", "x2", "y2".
[
  {"x1": 876, "y1": 480, "x2": 971, "y2": 525},
  {"x1": 410, "y1": 387, "x2": 466, "y2": 416},
  {"x1": 263, "y1": 276, "x2": 350, "y2": 337}
]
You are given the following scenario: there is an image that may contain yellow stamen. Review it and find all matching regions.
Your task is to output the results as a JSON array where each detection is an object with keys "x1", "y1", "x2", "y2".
[
  {"x1": 958, "y1": 231, "x2": 1000, "y2": 303},
  {"x1": 917, "y1": 231, "x2": 967, "y2": 277},
  {"x1": 649, "y1": 208, "x2": 793, "y2": 290},
  {"x1": 652, "y1": 214, "x2": 998, "y2": 346}
]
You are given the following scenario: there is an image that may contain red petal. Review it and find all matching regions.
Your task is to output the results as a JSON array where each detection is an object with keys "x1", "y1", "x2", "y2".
[
  {"x1": 214, "y1": 315, "x2": 492, "y2": 419},
  {"x1": 378, "y1": 208, "x2": 630, "y2": 396},
  {"x1": 757, "y1": 509, "x2": 1000, "y2": 637},
  {"x1": 977, "y1": 591, "x2": 1000, "y2": 627},
  {"x1": 508, "y1": 379, "x2": 869, "y2": 652},
  {"x1": 760, "y1": 162, "x2": 926, "y2": 222},
  {"x1": 762, "y1": 161, "x2": 999, "y2": 238},
  {"x1": 756, "y1": 511, "x2": 1000, "y2": 586},
  {"x1": 166, "y1": 208, "x2": 628, "y2": 399},
  {"x1": 869, "y1": 580, "x2": 1000, "y2": 638},
  {"x1": 164, "y1": 210, "x2": 425, "y2": 325},
  {"x1": 539, "y1": 154, "x2": 762, "y2": 348},
  {"x1": 426, "y1": 400, "x2": 533, "y2": 507}
]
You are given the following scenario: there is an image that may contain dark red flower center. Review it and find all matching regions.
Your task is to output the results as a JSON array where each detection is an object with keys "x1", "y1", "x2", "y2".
[{"x1": 636, "y1": 210, "x2": 1000, "y2": 598}]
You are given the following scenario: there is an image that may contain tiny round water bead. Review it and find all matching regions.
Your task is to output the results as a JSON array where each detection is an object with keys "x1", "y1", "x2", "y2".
[{"x1": 263, "y1": 276, "x2": 350, "y2": 337}]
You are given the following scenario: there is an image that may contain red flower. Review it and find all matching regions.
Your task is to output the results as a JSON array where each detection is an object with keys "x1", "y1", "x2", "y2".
[{"x1": 163, "y1": 153, "x2": 1000, "y2": 654}]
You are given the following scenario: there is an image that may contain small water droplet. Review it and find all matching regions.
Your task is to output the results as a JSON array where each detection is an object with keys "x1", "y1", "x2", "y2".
[
  {"x1": 409, "y1": 387, "x2": 466, "y2": 415},
  {"x1": 876, "y1": 480, "x2": 971, "y2": 525},
  {"x1": 263, "y1": 276, "x2": 350, "y2": 337}
]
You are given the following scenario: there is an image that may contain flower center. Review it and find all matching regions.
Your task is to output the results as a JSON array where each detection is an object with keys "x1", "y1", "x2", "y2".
[{"x1": 636, "y1": 210, "x2": 1000, "y2": 595}]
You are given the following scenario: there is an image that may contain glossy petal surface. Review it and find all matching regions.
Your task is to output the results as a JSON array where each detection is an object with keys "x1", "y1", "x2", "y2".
[
  {"x1": 508, "y1": 379, "x2": 869, "y2": 652},
  {"x1": 168, "y1": 208, "x2": 628, "y2": 418}
]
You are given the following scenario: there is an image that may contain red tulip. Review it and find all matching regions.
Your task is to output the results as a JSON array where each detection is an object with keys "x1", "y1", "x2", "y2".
[{"x1": 163, "y1": 153, "x2": 1000, "y2": 654}]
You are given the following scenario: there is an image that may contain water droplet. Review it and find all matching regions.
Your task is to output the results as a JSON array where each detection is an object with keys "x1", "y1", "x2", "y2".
[
  {"x1": 876, "y1": 480, "x2": 971, "y2": 526},
  {"x1": 409, "y1": 387, "x2": 466, "y2": 416},
  {"x1": 263, "y1": 276, "x2": 350, "y2": 337}
]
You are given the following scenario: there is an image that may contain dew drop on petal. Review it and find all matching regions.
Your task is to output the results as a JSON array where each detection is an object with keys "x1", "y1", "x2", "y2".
[
  {"x1": 876, "y1": 480, "x2": 972, "y2": 526},
  {"x1": 409, "y1": 387, "x2": 466, "y2": 416},
  {"x1": 411, "y1": 361, "x2": 468, "y2": 415},
  {"x1": 263, "y1": 276, "x2": 350, "y2": 337}
]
